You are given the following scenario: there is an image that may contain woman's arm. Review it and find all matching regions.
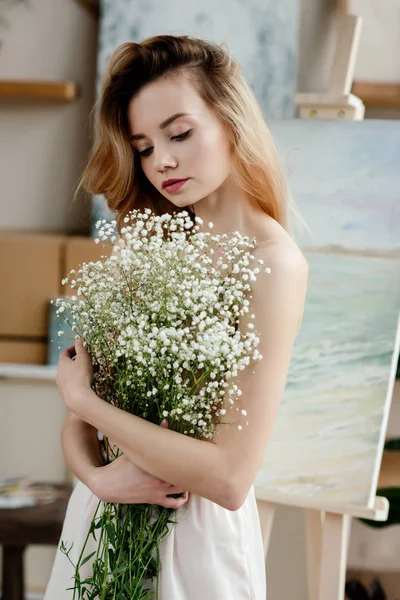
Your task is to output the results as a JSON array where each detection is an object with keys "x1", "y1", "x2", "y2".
[
  {"x1": 61, "y1": 412, "x2": 190, "y2": 508},
  {"x1": 61, "y1": 411, "x2": 104, "y2": 486},
  {"x1": 72, "y1": 393, "x2": 232, "y2": 506},
  {"x1": 62, "y1": 244, "x2": 308, "y2": 511}
]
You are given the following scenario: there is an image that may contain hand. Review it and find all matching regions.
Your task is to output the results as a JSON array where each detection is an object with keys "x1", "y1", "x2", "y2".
[
  {"x1": 56, "y1": 339, "x2": 93, "y2": 412},
  {"x1": 89, "y1": 420, "x2": 190, "y2": 509},
  {"x1": 89, "y1": 455, "x2": 189, "y2": 508}
]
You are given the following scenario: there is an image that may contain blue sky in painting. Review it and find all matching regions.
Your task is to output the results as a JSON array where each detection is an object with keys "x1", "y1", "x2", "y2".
[{"x1": 269, "y1": 120, "x2": 400, "y2": 252}]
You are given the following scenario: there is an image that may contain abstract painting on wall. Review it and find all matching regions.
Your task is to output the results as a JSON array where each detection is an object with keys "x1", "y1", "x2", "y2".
[{"x1": 255, "y1": 119, "x2": 400, "y2": 509}]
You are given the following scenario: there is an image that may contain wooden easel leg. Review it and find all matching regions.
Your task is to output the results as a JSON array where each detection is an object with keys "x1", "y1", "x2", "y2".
[
  {"x1": 318, "y1": 512, "x2": 352, "y2": 600},
  {"x1": 304, "y1": 509, "x2": 324, "y2": 600},
  {"x1": 256, "y1": 499, "x2": 276, "y2": 561}
]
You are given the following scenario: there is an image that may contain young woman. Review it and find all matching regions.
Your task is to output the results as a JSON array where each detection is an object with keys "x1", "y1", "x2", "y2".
[{"x1": 44, "y1": 34, "x2": 308, "y2": 599}]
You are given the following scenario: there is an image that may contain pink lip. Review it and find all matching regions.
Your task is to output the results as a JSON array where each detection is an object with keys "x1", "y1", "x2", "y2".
[{"x1": 162, "y1": 178, "x2": 189, "y2": 193}]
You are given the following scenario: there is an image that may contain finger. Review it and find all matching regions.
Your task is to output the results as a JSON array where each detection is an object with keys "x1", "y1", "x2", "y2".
[
  {"x1": 161, "y1": 493, "x2": 189, "y2": 509},
  {"x1": 59, "y1": 345, "x2": 76, "y2": 360},
  {"x1": 166, "y1": 491, "x2": 186, "y2": 499},
  {"x1": 75, "y1": 339, "x2": 88, "y2": 354}
]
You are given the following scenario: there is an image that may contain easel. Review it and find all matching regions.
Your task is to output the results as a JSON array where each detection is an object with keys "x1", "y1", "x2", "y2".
[
  {"x1": 256, "y1": 11, "x2": 395, "y2": 600},
  {"x1": 293, "y1": 14, "x2": 365, "y2": 121},
  {"x1": 255, "y1": 493, "x2": 389, "y2": 600}
]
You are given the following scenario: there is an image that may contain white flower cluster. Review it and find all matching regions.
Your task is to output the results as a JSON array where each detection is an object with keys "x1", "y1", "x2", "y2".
[{"x1": 53, "y1": 209, "x2": 269, "y2": 439}]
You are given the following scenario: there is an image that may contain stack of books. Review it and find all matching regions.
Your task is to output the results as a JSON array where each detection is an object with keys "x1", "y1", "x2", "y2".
[{"x1": 0, "y1": 476, "x2": 64, "y2": 509}]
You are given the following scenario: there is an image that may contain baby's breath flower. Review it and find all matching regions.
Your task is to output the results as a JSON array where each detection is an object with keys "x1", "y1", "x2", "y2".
[{"x1": 56, "y1": 208, "x2": 261, "y2": 469}]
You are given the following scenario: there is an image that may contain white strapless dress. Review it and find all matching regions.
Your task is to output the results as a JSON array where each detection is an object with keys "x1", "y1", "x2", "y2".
[{"x1": 44, "y1": 479, "x2": 267, "y2": 599}]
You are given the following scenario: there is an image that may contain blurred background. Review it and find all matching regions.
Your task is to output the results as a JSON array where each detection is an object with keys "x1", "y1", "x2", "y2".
[{"x1": 0, "y1": 0, "x2": 399, "y2": 598}]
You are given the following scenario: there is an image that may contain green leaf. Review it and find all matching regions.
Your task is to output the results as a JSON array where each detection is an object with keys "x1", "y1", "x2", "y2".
[
  {"x1": 106, "y1": 522, "x2": 116, "y2": 545},
  {"x1": 111, "y1": 565, "x2": 130, "y2": 575},
  {"x1": 108, "y1": 548, "x2": 115, "y2": 569},
  {"x1": 94, "y1": 516, "x2": 105, "y2": 529},
  {"x1": 79, "y1": 551, "x2": 96, "y2": 567}
]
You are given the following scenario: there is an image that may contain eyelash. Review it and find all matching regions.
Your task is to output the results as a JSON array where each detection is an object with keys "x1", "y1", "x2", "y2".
[{"x1": 138, "y1": 129, "x2": 193, "y2": 157}]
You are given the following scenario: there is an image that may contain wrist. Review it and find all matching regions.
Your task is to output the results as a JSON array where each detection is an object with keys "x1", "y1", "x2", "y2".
[{"x1": 69, "y1": 386, "x2": 98, "y2": 421}]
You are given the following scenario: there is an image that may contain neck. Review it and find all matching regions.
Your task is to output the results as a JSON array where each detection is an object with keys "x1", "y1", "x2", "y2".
[{"x1": 192, "y1": 177, "x2": 265, "y2": 240}]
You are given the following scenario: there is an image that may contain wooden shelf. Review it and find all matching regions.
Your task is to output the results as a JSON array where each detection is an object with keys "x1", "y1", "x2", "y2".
[
  {"x1": 352, "y1": 81, "x2": 400, "y2": 109},
  {"x1": 0, "y1": 80, "x2": 79, "y2": 102},
  {"x1": 378, "y1": 450, "x2": 400, "y2": 488}
]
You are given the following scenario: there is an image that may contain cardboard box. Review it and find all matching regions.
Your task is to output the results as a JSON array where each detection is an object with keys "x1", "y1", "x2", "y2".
[
  {"x1": 0, "y1": 232, "x2": 66, "y2": 337},
  {"x1": 63, "y1": 236, "x2": 113, "y2": 296},
  {"x1": 0, "y1": 340, "x2": 48, "y2": 364}
]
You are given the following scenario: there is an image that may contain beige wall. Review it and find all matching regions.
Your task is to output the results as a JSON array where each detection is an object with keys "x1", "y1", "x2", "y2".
[
  {"x1": 0, "y1": 0, "x2": 98, "y2": 233},
  {"x1": 0, "y1": 0, "x2": 97, "y2": 593}
]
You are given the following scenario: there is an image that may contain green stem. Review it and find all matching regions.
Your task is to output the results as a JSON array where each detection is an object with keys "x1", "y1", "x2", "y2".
[{"x1": 72, "y1": 498, "x2": 102, "y2": 600}]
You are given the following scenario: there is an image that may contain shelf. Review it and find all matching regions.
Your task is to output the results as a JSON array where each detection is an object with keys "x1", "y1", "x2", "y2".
[
  {"x1": 0, "y1": 80, "x2": 79, "y2": 102},
  {"x1": 0, "y1": 363, "x2": 57, "y2": 381},
  {"x1": 352, "y1": 81, "x2": 400, "y2": 109},
  {"x1": 378, "y1": 450, "x2": 400, "y2": 488}
]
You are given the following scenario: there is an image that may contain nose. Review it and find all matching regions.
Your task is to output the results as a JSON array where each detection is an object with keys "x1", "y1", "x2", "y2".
[{"x1": 154, "y1": 146, "x2": 178, "y2": 173}]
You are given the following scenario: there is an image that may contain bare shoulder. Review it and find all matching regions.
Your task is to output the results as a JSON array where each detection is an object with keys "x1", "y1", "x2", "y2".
[
  {"x1": 249, "y1": 233, "x2": 309, "y2": 339},
  {"x1": 251, "y1": 213, "x2": 308, "y2": 274},
  {"x1": 254, "y1": 224, "x2": 308, "y2": 289}
]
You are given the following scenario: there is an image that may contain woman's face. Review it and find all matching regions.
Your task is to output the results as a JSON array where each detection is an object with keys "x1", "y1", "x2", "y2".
[{"x1": 127, "y1": 73, "x2": 232, "y2": 209}]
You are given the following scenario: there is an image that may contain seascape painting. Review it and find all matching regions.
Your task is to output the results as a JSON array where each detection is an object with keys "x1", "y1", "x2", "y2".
[{"x1": 255, "y1": 119, "x2": 400, "y2": 509}]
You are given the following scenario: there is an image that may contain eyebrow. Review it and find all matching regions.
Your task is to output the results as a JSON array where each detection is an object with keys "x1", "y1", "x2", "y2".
[{"x1": 129, "y1": 112, "x2": 192, "y2": 141}]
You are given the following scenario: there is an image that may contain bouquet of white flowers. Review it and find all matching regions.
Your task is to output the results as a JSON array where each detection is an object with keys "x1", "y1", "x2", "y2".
[{"x1": 54, "y1": 208, "x2": 268, "y2": 599}]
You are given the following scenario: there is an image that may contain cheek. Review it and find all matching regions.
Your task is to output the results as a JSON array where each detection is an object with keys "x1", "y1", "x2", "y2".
[
  {"x1": 193, "y1": 133, "x2": 231, "y2": 180},
  {"x1": 140, "y1": 161, "x2": 154, "y2": 183}
]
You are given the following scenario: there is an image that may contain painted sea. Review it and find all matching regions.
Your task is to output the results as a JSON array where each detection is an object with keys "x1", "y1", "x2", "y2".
[
  {"x1": 255, "y1": 120, "x2": 400, "y2": 509},
  {"x1": 256, "y1": 250, "x2": 400, "y2": 507}
]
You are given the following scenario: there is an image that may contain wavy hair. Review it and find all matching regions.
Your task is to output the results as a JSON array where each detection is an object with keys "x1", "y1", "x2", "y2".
[{"x1": 76, "y1": 34, "x2": 306, "y2": 237}]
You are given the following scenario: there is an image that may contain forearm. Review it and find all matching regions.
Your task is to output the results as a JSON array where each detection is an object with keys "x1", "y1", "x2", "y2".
[
  {"x1": 61, "y1": 411, "x2": 104, "y2": 489},
  {"x1": 74, "y1": 388, "x2": 236, "y2": 509}
]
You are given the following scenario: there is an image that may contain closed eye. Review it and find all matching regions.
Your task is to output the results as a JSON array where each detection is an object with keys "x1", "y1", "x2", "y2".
[
  {"x1": 171, "y1": 129, "x2": 193, "y2": 141},
  {"x1": 138, "y1": 129, "x2": 193, "y2": 157}
]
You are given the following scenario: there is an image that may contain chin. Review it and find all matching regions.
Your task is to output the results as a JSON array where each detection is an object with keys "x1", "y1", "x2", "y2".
[{"x1": 166, "y1": 196, "x2": 196, "y2": 209}]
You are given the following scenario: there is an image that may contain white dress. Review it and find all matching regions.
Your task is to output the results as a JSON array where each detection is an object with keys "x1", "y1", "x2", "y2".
[{"x1": 44, "y1": 478, "x2": 267, "y2": 599}]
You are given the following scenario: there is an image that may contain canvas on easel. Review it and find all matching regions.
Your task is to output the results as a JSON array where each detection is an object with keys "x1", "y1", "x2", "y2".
[
  {"x1": 255, "y1": 118, "x2": 400, "y2": 600},
  {"x1": 253, "y1": 13, "x2": 400, "y2": 600}
]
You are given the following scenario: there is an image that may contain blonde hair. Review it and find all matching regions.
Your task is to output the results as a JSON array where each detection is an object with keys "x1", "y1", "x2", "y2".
[{"x1": 76, "y1": 34, "x2": 306, "y2": 237}]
